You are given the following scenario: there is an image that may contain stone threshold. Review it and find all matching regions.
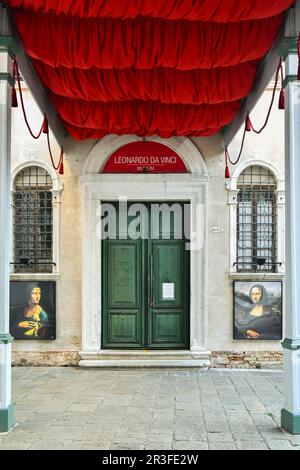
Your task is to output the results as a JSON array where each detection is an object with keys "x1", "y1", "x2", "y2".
[{"x1": 79, "y1": 350, "x2": 211, "y2": 369}]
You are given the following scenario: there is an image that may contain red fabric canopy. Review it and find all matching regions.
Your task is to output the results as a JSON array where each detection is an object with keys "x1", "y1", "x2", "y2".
[
  {"x1": 5, "y1": 0, "x2": 294, "y2": 140},
  {"x1": 33, "y1": 60, "x2": 259, "y2": 105},
  {"x1": 5, "y1": 0, "x2": 294, "y2": 21}
]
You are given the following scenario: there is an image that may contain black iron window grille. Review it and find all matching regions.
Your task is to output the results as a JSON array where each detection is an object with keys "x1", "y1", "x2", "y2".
[
  {"x1": 13, "y1": 166, "x2": 53, "y2": 273},
  {"x1": 236, "y1": 165, "x2": 277, "y2": 273}
]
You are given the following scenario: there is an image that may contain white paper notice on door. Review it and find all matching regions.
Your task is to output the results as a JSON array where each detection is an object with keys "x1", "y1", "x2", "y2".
[{"x1": 162, "y1": 283, "x2": 175, "y2": 300}]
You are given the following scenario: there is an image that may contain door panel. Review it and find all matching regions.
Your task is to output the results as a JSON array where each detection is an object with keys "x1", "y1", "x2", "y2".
[
  {"x1": 107, "y1": 310, "x2": 141, "y2": 344},
  {"x1": 153, "y1": 243, "x2": 183, "y2": 307},
  {"x1": 150, "y1": 309, "x2": 186, "y2": 344},
  {"x1": 103, "y1": 239, "x2": 144, "y2": 348},
  {"x1": 108, "y1": 242, "x2": 140, "y2": 308},
  {"x1": 148, "y1": 241, "x2": 188, "y2": 348}
]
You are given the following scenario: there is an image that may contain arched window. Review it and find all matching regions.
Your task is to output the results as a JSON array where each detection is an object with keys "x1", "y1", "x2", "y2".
[
  {"x1": 236, "y1": 165, "x2": 277, "y2": 273},
  {"x1": 13, "y1": 166, "x2": 53, "y2": 273}
]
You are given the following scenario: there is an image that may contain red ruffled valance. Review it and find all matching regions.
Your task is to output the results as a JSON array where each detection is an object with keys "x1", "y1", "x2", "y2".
[
  {"x1": 63, "y1": 122, "x2": 223, "y2": 141},
  {"x1": 33, "y1": 60, "x2": 259, "y2": 105},
  {"x1": 13, "y1": 12, "x2": 283, "y2": 70},
  {"x1": 49, "y1": 94, "x2": 240, "y2": 136},
  {"x1": 5, "y1": 0, "x2": 294, "y2": 21},
  {"x1": 5, "y1": 0, "x2": 294, "y2": 140}
]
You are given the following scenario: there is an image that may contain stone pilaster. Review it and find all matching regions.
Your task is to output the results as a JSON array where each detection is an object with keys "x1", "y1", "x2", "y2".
[{"x1": 0, "y1": 34, "x2": 14, "y2": 433}]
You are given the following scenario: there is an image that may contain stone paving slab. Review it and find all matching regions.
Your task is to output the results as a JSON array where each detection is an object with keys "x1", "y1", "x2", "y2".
[{"x1": 0, "y1": 368, "x2": 299, "y2": 451}]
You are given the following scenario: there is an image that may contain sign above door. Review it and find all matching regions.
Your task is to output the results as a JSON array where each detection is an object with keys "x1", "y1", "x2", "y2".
[{"x1": 102, "y1": 142, "x2": 188, "y2": 174}]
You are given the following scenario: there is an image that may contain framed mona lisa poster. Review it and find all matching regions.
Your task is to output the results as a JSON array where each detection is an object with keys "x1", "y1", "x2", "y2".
[
  {"x1": 233, "y1": 281, "x2": 282, "y2": 340},
  {"x1": 10, "y1": 281, "x2": 56, "y2": 340}
]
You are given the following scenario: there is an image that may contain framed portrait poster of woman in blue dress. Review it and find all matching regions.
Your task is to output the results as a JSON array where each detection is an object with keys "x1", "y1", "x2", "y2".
[
  {"x1": 10, "y1": 281, "x2": 56, "y2": 340},
  {"x1": 234, "y1": 281, "x2": 282, "y2": 340}
]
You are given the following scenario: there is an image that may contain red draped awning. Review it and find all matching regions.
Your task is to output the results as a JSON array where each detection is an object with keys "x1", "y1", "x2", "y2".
[{"x1": 4, "y1": 0, "x2": 295, "y2": 140}]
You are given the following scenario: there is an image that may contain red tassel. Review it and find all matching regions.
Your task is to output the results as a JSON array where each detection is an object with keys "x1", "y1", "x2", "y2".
[
  {"x1": 58, "y1": 160, "x2": 64, "y2": 175},
  {"x1": 42, "y1": 116, "x2": 49, "y2": 134},
  {"x1": 224, "y1": 148, "x2": 230, "y2": 179},
  {"x1": 245, "y1": 115, "x2": 252, "y2": 132},
  {"x1": 278, "y1": 89, "x2": 285, "y2": 110},
  {"x1": 11, "y1": 86, "x2": 18, "y2": 107},
  {"x1": 58, "y1": 148, "x2": 64, "y2": 175}
]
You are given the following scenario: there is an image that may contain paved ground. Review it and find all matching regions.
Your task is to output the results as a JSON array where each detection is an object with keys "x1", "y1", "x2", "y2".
[{"x1": 0, "y1": 367, "x2": 299, "y2": 450}]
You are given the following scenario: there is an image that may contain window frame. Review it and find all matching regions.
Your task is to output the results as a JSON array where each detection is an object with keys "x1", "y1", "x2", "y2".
[
  {"x1": 10, "y1": 161, "x2": 63, "y2": 280},
  {"x1": 237, "y1": 179, "x2": 277, "y2": 273},
  {"x1": 227, "y1": 160, "x2": 285, "y2": 278}
]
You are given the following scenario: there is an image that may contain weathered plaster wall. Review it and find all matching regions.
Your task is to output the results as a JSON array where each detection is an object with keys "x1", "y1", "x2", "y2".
[
  {"x1": 11, "y1": 87, "x2": 90, "y2": 357},
  {"x1": 10, "y1": 83, "x2": 285, "y2": 367},
  {"x1": 194, "y1": 84, "x2": 284, "y2": 356}
]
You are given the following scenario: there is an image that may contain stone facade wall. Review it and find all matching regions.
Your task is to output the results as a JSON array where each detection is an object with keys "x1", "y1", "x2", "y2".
[
  {"x1": 211, "y1": 351, "x2": 283, "y2": 369},
  {"x1": 12, "y1": 351, "x2": 80, "y2": 367},
  {"x1": 10, "y1": 81, "x2": 285, "y2": 367},
  {"x1": 11, "y1": 351, "x2": 283, "y2": 369}
]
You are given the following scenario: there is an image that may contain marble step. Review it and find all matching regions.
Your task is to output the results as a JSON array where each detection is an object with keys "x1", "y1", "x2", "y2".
[{"x1": 79, "y1": 350, "x2": 211, "y2": 368}]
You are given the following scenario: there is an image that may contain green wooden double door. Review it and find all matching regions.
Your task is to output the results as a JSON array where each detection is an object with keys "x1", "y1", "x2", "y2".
[{"x1": 102, "y1": 202, "x2": 190, "y2": 349}]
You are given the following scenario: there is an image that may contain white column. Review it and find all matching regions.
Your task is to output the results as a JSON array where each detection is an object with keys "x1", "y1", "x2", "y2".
[
  {"x1": 281, "y1": 54, "x2": 300, "y2": 434},
  {"x1": 0, "y1": 46, "x2": 13, "y2": 432}
]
